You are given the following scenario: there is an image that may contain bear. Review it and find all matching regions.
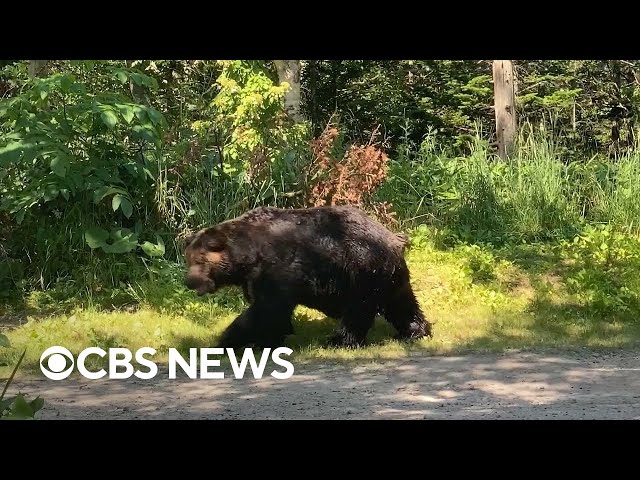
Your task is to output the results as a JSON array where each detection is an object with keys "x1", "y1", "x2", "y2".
[{"x1": 183, "y1": 205, "x2": 432, "y2": 349}]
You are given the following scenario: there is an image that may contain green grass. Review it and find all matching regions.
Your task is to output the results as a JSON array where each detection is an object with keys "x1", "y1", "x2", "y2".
[
  {"x1": 3, "y1": 225, "x2": 640, "y2": 379},
  {"x1": 379, "y1": 124, "x2": 640, "y2": 243},
  {"x1": 591, "y1": 149, "x2": 640, "y2": 230}
]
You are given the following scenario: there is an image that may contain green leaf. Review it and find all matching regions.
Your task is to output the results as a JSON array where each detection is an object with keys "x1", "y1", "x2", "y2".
[
  {"x1": 15, "y1": 209, "x2": 25, "y2": 225},
  {"x1": 141, "y1": 235, "x2": 165, "y2": 257},
  {"x1": 101, "y1": 228, "x2": 139, "y2": 254},
  {"x1": 0, "y1": 334, "x2": 10, "y2": 348},
  {"x1": 120, "y1": 197, "x2": 133, "y2": 218},
  {"x1": 143, "y1": 76, "x2": 159, "y2": 89},
  {"x1": 112, "y1": 195, "x2": 133, "y2": 218},
  {"x1": 132, "y1": 124, "x2": 158, "y2": 143},
  {"x1": 134, "y1": 108, "x2": 147, "y2": 122},
  {"x1": 141, "y1": 241, "x2": 161, "y2": 257},
  {"x1": 50, "y1": 154, "x2": 68, "y2": 178},
  {"x1": 100, "y1": 110, "x2": 118, "y2": 129},
  {"x1": 116, "y1": 71, "x2": 128, "y2": 84},
  {"x1": 129, "y1": 72, "x2": 143, "y2": 86},
  {"x1": 84, "y1": 227, "x2": 109, "y2": 249},
  {"x1": 112, "y1": 194, "x2": 123, "y2": 212},
  {"x1": 8, "y1": 394, "x2": 33, "y2": 419},
  {"x1": 102, "y1": 238, "x2": 138, "y2": 254},
  {"x1": 111, "y1": 228, "x2": 134, "y2": 241},
  {"x1": 0, "y1": 398, "x2": 12, "y2": 412},
  {"x1": 70, "y1": 83, "x2": 87, "y2": 95},
  {"x1": 123, "y1": 109, "x2": 134, "y2": 124},
  {"x1": 146, "y1": 107, "x2": 165, "y2": 127},
  {"x1": 129, "y1": 72, "x2": 158, "y2": 89},
  {"x1": 93, "y1": 186, "x2": 128, "y2": 203},
  {"x1": 43, "y1": 185, "x2": 60, "y2": 202},
  {"x1": 0, "y1": 142, "x2": 30, "y2": 166},
  {"x1": 116, "y1": 104, "x2": 135, "y2": 124},
  {"x1": 29, "y1": 396, "x2": 44, "y2": 414},
  {"x1": 60, "y1": 75, "x2": 73, "y2": 93}
]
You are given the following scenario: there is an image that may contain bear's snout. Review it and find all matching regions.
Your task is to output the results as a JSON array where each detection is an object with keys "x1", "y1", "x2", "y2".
[{"x1": 185, "y1": 272, "x2": 214, "y2": 296}]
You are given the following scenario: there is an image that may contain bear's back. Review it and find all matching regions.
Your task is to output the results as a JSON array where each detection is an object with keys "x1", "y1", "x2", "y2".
[{"x1": 237, "y1": 205, "x2": 406, "y2": 266}]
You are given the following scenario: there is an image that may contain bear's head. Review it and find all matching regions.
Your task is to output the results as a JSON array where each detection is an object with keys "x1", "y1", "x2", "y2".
[{"x1": 183, "y1": 226, "x2": 231, "y2": 296}]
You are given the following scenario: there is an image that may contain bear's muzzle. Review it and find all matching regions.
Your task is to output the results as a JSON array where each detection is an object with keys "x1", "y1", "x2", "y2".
[{"x1": 185, "y1": 272, "x2": 215, "y2": 296}]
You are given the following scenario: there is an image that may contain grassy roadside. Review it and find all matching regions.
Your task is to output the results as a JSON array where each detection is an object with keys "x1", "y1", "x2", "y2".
[{"x1": 3, "y1": 226, "x2": 640, "y2": 379}]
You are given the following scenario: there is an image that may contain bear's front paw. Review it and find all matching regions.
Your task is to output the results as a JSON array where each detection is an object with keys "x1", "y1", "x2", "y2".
[{"x1": 395, "y1": 320, "x2": 432, "y2": 341}]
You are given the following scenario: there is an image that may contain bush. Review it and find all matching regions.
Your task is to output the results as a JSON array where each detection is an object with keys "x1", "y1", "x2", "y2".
[
  {"x1": 0, "y1": 62, "x2": 167, "y2": 291},
  {"x1": 558, "y1": 224, "x2": 640, "y2": 315}
]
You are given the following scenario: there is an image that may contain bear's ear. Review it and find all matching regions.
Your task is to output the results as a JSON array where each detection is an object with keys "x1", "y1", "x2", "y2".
[
  {"x1": 204, "y1": 228, "x2": 227, "y2": 252},
  {"x1": 183, "y1": 233, "x2": 197, "y2": 248}
]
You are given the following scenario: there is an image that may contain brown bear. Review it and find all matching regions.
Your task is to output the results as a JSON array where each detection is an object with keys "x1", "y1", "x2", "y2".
[{"x1": 183, "y1": 205, "x2": 432, "y2": 348}]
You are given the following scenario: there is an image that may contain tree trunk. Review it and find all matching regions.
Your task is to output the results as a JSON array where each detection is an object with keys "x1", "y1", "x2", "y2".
[
  {"x1": 331, "y1": 61, "x2": 339, "y2": 112},
  {"x1": 28, "y1": 60, "x2": 48, "y2": 78},
  {"x1": 274, "y1": 60, "x2": 302, "y2": 122},
  {"x1": 308, "y1": 60, "x2": 319, "y2": 134},
  {"x1": 493, "y1": 60, "x2": 517, "y2": 159},
  {"x1": 127, "y1": 60, "x2": 148, "y2": 105}
]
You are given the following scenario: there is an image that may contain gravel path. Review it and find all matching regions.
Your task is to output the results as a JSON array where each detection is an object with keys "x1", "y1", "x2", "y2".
[{"x1": 9, "y1": 349, "x2": 640, "y2": 419}]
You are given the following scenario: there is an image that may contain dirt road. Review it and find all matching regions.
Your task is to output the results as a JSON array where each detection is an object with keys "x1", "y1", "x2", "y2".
[{"x1": 9, "y1": 349, "x2": 640, "y2": 419}]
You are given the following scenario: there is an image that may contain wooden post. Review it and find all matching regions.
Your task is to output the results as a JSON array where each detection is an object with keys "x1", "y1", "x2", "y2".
[{"x1": 493, "y1": 60, "x2": 517, "y2": 159}]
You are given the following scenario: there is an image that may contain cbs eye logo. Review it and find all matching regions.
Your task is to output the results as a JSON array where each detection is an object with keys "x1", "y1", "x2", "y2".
[{"x1": 40, "y1": 346, "x2": 75, "y2": 380}]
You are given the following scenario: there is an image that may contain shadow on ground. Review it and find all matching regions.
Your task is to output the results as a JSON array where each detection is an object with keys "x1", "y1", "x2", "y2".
[{"x1": 9, "y1": 350, "x2": 640, "y2": 419}]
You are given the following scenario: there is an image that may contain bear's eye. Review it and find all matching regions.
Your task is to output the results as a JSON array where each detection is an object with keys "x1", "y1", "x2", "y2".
[{"x1": 206, "y1": 239, "x2": 225, "y2": 252}]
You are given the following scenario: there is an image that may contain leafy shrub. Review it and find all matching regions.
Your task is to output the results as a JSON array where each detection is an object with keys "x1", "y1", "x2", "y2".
[
  {"x1": 0, "y1": 62, "x2": 168, "y2": 289},
  {"x1": 458, "y1": 244, "x2": 497, "y2": 283},
  {"x1": 166, "y1": 60, "x2": 312, "y2": 236},
  {"x1": 558, "y1": 224, "x2": 640, "y2": 314}
]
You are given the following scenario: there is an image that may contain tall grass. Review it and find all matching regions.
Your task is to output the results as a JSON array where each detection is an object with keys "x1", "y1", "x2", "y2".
[
  {"x1": 590, "y1": 149, "x2": 640, "y2": 232},
  {"x1": 450, "y1": 134, "x2": 502, "y2": 236},
  {"x1": 380, "y1": 122, "x2": 623, "y2": 243},
  {"x1": 502, "y1": 125, "x2": 582, "y2": 241}
]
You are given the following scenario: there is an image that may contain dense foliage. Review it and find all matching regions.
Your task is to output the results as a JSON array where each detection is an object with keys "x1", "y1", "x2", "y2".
[
  {"x1": 305, "y1": 60, "x2": 640, "y2": 157},
  {"x1": 2, "y1": 59, "x2": 640, "y2": 307}
]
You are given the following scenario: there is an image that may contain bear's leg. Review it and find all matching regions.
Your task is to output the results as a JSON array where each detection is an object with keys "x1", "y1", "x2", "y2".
[
  {"x1": 326, "y1": 304, "x2": 376, "y2": 348},
  {"x1": 242, "y1": 283, "x2": 253, "y2": 302},
  {"x1": 384, "y1": 281, "x2": 432, "y2": 340},
  {"x1": 217, "y1": 301, "x2": 294, "y2": 349},
  {"x1": 217, "y1": 307, "x2": 256, "y2": 349},
  {"x1": 253, "y1": 303, "x2": 295, "y2": 349}
]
